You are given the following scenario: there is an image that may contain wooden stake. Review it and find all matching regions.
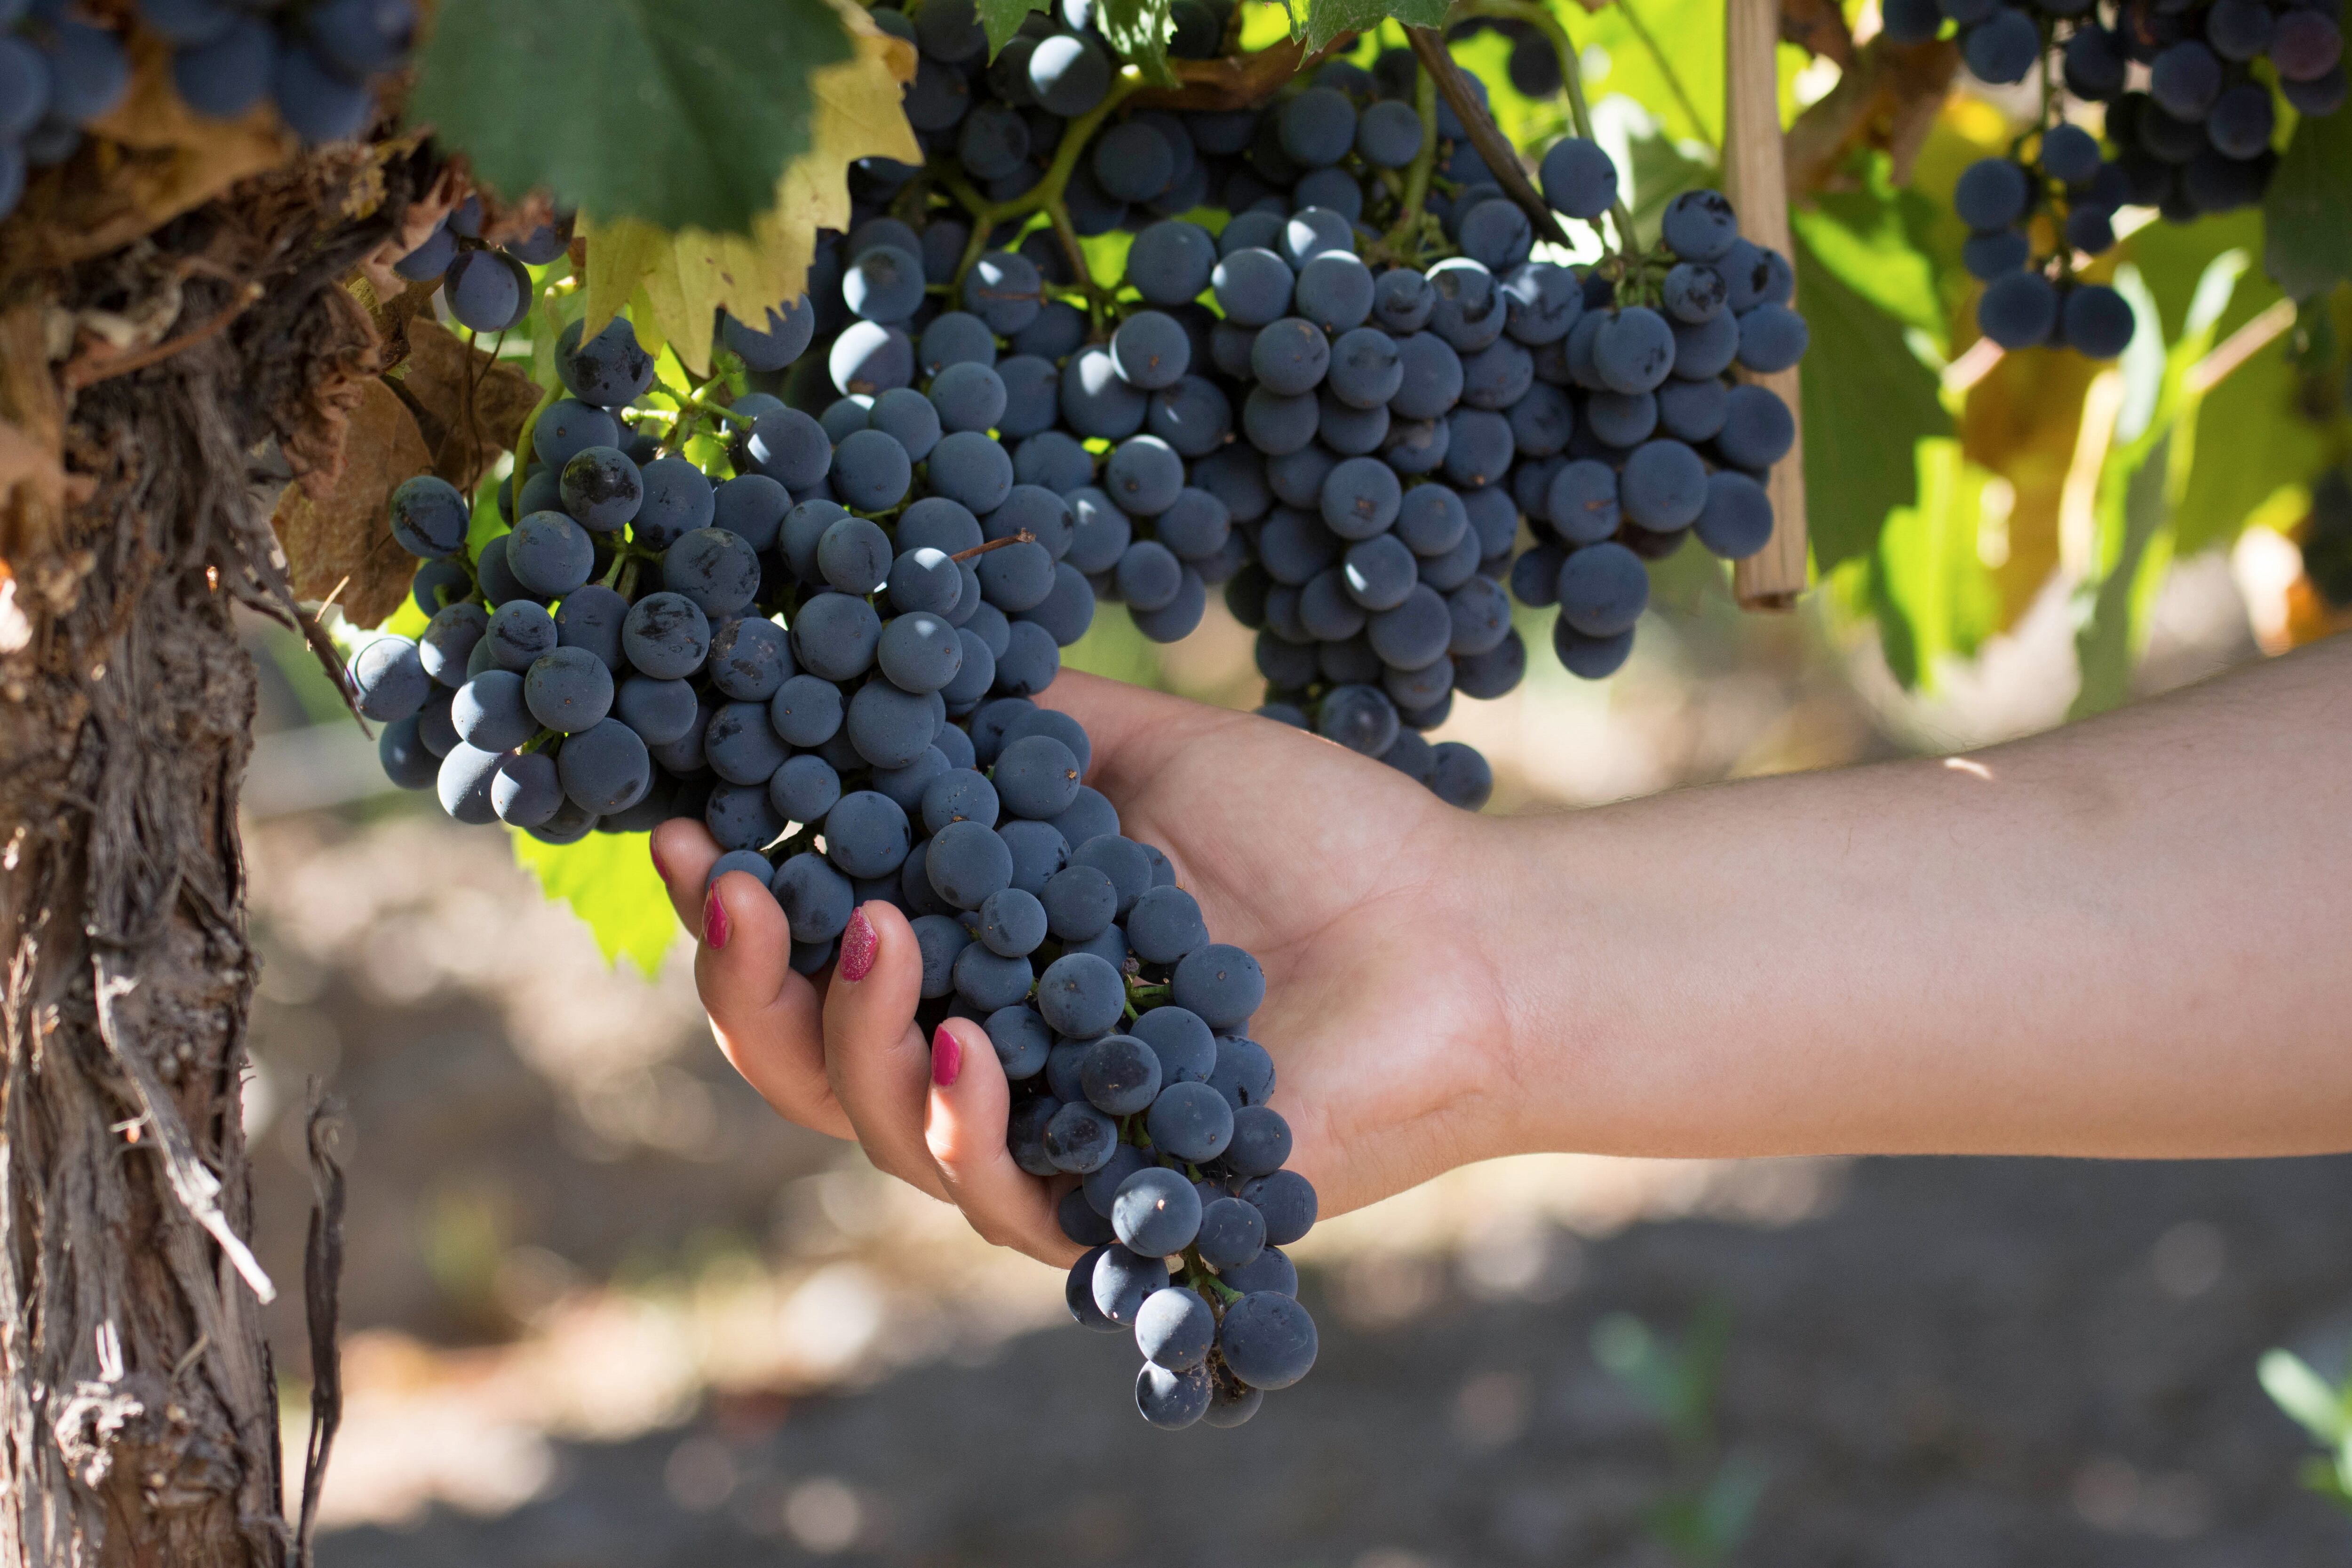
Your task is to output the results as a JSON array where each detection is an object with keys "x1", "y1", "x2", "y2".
[{"x1": 1720, "y1": 0, "x2": 1811, "y2": 611}]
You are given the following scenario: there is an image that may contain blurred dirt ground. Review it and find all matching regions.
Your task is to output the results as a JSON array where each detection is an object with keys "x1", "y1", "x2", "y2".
[
  {"x1": 310, "y1": 1154, "x2": 2352, "y2": 1568},
  {"x1": 220, "y1": 543, "x2": 2350, "y2": 1565}
]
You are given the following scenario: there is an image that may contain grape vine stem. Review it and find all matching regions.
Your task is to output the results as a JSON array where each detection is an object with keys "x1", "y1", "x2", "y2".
[
  {"x1": 1375, "y1": 54, "x2": 1445, "y2": 260},
  {"x1": 1449, "y1": 0, "x2": 1644, "y2": 262},
  {"x1": 947, "y1": 529, "x2": 1036, "y2": 562},
  {"x1": 1404, "y1": 25, "x2": 1573, "y2": 249},
  {"x1": 941, "y1": 69, "x2": 1151, "y2": 315}
]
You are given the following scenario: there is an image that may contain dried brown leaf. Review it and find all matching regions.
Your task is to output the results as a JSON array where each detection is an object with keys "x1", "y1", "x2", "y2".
[
  {"x1": 282, "y1": 282, "x2": 388, "y2": 499},
  {"x1": 34, "y1": 35, "x2": 294, "y2": 266},
  {"x1": 271, "y1": 376, "x2": 428, "y2": 629},
  {"x1": 400, "y1": 318, "x2": 539, "y2": 491},
  {"x1": 350, "y1": 274, "x2": 443, "y2": 375}
]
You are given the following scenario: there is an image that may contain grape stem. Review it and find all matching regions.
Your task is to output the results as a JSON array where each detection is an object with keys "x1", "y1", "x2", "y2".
[
  {"x1": 1403, "y1": 25, "x2": 1572, "y2": 251},
  {"x1": 1375, "y1": 53, "x2": 1446, "y2": 261},
  {"x1": 672, "y1": 388, "x2": 758, "y2": 428},
  {"x1": 1181, "y1": 1247, "x2": 1242, "y2": 1304},
  {"x1": 946, "y1": 529, "x2": 1037, "y2": 562},
  {"x1": 941, "y1": 68, "x2": 1151, "y2": 314},
  {"x1": 1449, "y1": 0, "x2": 1645, "y2": 266}
]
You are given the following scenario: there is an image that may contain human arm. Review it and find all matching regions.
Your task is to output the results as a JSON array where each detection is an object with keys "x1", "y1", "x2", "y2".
[
  {"x1": 1496, "y1": 630, "x2": 2352, "y2": 1162},
  {"x1": 653, "y1": 634, "x2": 2352, "y2": 1264}
]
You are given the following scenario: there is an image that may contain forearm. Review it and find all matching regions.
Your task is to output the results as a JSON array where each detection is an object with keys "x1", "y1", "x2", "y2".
[{"x1": 1487, "y1": 636, "x2": 2352, "y2": 1161}]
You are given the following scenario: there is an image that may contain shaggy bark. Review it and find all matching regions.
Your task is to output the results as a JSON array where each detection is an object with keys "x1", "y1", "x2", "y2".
[{"x1": 0, "y1": 151, "x2": 422, "y2": 1568}]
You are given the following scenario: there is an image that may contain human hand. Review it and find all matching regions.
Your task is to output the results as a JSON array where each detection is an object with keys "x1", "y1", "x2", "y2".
[{"x1": 650, "y1": 671, "x2": 1526, "y2": 1266}]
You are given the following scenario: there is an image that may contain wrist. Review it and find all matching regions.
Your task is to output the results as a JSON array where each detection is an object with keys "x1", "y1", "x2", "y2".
[{"x1": 1472, "y1": 803, "x2": 1657, "y2": 1163}]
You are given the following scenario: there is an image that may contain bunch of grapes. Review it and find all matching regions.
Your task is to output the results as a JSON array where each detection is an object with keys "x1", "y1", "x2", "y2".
[
  {"x1": 1480, "y1": 171, "x2": 1805, "y2": 679},
  {"x1": 351, "y1": 296, "x2": 1320, "y2": 1424},
  {"x1": 0, "y1": 0, "x2": 414, "y2": 219},
  {"x1": 391, "y1": 195, "x2": 573, "y2": 334},
  {"x1": 1037, "y1": 955, "x2": 1322, "y2": 1430},
  {"x1": 724, "y1": 7, "x2": 1541, "y2": 796},
  {"x1": 1892, "y1": 0, "x2": 2346, "y2": 354}
]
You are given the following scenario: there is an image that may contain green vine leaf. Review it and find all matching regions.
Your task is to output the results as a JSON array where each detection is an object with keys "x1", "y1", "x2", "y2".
[
  {"x1": 980, "y1": 0, "x2": 1055, "y2": 54},
  {"x1": 510, "y1": 827, "x2": 678, "y2": 978},
  {"x1": 1095, "y1": 0, "x2": 1180, "y2": 85},
  {"x1": 1788, "y1": 228, "x2": 1950, "y2": 575},
  {"x1": 2263, "y1": 105, "x2": 2352, "y2": 301},
  {"x1": 408, "y1": 0, "x2": 855, "y2": 234},
  {"x1": 1301, "y1": 0, "x2": 1449, "y2": 54}
]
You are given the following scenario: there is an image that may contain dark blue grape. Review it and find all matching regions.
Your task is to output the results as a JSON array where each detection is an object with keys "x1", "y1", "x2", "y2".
[
  {"x1": 1388, "y1": 332, "x2": 1466, "y2": 422},
  {"x1": 389, "y1": 476, "x2": 470, "y2": 559},
  {"x1": 1696, "y1": 470, "x2": 1775, "y2": 558},
  {"x1": 523, "y1": 645, "x2": 614, "y2": 733},
  {"x1": 791, "y1": 592, "x2": 882, "y2": 682},
  {"x1": 555, "y1": 717, "x2": 650, "y2": 813},
  {"x1": 1357, "y1": 98, "x2": 1425, "y2": 167},
  {"x1": 823, "y1": 790, "x2": 911, "y2": 879},
  {"x1": 1978, "y1": 270, "x2": 2058, "y2": 349},
  {"x1": 1735, "y1": 304, "x2": 1809, "y2": 373},
  {"x1": 1557, "y1": 541, "x2": 1648, "y2": 636},
  {"x1": 1955, "y1": 157, "x2": 2032, "y2": 231},
  {"x1": 846, "y1": 680, "x2": 940, "y2": 769},
  {"x1": 705, "y1": 780, "x2": 784, "y2": 851},
  {"x1": 2062, "y1": 283, "x2": 2135, "y2": 358},
  {"x1": 1218, "y1": 1291, "x2": 1318, "y2": 1389},
  {"x1": 172, "y1": 19, "x2": 277, "y2": 119},
  {"x1": 1146, "y1": 1080, "x2": 1234, "y2": 1162},
  {"x1": 773, "y1": 852, "x2": 855, "y2": 942},
  {"x1": 350, "y1": 637, "x2": 429, "y2": 722},
  {"x1": 620, "y1": 592, "x2": 709, "y2": 679},
  {"x1": 435, "y1": 742, "x2": 505, "y2": 825},
  {"x1": 1716, "y1": 384, "x2": 1795, "y2": 470},
  {"x1": 928, "y1": 818, "x2": 1014, "y2": 909},
  {"x1": 1539, "y1": 136, "x2": 1619, "y2": 220},
  {"x1": 1197, "y1": 1196, "x2": 1266, "y2": 1270},
  {"x1": 1112, "y1": 1166, "x2": 1200, "y2": 1255}
]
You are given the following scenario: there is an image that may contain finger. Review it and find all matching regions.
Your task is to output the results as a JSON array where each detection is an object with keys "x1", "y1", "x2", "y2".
[
  {"x1": 924, "y1": 1017, "x2": 1080, "y2": 1266},
  {"x1": 821, "y1": 902, "x2": 952, "y2": 1202},
  {"x1": 691, "y1": 852, "x2": 855, "y2": 1142},
  {"x1": 650, "y1": 818, "x2": 723, "y2": 931}
]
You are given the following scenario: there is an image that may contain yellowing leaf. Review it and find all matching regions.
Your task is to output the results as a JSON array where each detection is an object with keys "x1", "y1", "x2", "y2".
[{"x1": 580, "y1": 9, "x2": 918, "y2": 374}]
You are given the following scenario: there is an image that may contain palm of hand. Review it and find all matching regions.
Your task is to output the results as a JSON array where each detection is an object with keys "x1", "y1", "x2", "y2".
[{"x1": 1045, "y1": 673, "x2": 1519, "y2": 1219}]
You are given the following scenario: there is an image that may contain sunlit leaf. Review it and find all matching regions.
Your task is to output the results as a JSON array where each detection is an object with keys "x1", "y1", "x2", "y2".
[
  {"x1": 1959, "y1": 346, "x2": 2103, "y2": 629},
  {"x1": 1581, "y1": 0, "x2": 1722, "y2": 149},
  {"x1": 1869, "y1": 438, "x2": 1999, "y2": 688},
  {"x1": 980, "y1": 0, "x2": 1055, "y2": 53},
  {"x1": 510, "y1": 827, "x2": 677, "y2": 978},
  {"x1": 1796, "y1": 163, "x2": 1949, "y2": 346},
  {"x1": 2261, "y1": 1349, "x2": 2351, "y2": 1445},
  {"x1": 2068, "y1": 257, "x2": 2244, "y2": 719},
  {"x1": 2174, "y1": 332, "x2": 2323, "y2": 556},
  {"x1": 1097, "y1": 0, "x2": 1179, "y2": 84},
  {"x1": 1795, "y1": 231, "x2": 1953, "y2": 573},
  {"x1": 1302, "y1": 0, "x2": 1449, "y2": 54},
  {"x1": 580, "y1": 13, "x2": 920, "y2": 374}
]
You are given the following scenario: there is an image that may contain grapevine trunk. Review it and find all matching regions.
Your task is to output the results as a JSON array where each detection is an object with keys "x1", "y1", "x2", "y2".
[{"x1": 0, "y1": 151, "x2": 420, "y2": 1567}]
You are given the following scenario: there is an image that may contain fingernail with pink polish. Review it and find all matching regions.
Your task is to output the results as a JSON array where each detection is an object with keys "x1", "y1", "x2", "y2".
[
  {"x1": 702, "y1": 886, "x2": 730, "y2": 949},
  {"x1": 931, "y1": 1026, "x2": 961, "y2": 1088},
  {"x1": 839, "y1": 907, "x2": 877, "y2": 982},
  {"x1": 649, "y1": 839, "x2": 668, "y2": 882}
]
